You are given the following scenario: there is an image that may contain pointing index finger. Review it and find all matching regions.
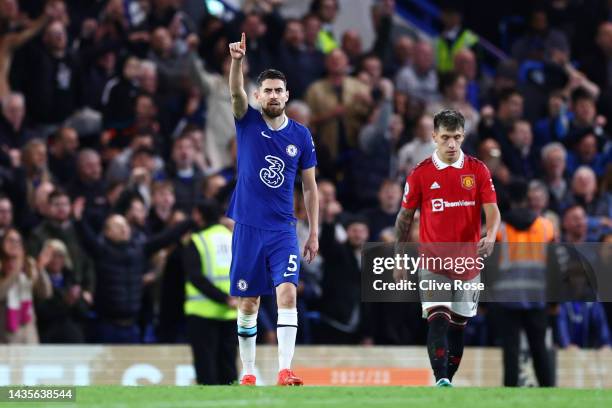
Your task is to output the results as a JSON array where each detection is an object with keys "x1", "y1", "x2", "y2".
[{"x1": 240, "y1": 32, "x2": 246, "y2": 49}]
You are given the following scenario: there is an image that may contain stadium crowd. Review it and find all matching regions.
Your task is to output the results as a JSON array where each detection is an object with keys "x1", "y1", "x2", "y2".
[{"x1": 0, "y1": 0, "x2": 610, "y2": 352}]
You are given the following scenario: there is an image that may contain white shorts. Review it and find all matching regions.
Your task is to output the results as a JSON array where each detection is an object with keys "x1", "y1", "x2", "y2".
[{"x1": 419, "y1": 269, "x2": 480, "y2": 318}]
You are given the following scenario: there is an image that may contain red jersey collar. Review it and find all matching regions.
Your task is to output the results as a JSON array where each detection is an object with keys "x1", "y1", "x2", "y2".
[{"x1": 432, "y1": 149, "x2": 465, "y2": 170}]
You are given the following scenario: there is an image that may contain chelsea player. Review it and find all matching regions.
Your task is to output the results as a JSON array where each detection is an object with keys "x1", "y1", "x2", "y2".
[{"x1": 227, "y1": 33, "x2": 319, "y2": 386}]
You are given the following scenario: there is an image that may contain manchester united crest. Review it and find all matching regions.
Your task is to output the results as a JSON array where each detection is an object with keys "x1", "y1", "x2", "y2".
[{"x1": 461, "y1": 175, "x2": 475, "y2": 190}]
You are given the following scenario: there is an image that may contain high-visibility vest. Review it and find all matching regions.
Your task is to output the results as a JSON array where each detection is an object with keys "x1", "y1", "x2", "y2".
[
  {"x1": 494, "y1": 216, "x2": 555, "y2": 303},
  {"x1": 184, "y1": 224, "x2": 237, "y2": 320},
  {"x1": 435, "y1": 29, "x2": 479, "y2": 73},
  {"x1": 317, "y1": 29, "x2": 338, "y2": 54}
]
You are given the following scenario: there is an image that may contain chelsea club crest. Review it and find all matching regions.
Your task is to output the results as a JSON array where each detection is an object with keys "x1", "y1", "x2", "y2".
[{"x1": 286, "y1": 144, "x2": 298, "y2": 157}]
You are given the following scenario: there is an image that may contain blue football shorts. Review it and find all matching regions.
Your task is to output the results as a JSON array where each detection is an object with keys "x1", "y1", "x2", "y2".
[{"x1": 229, "y1": 222, "x2": 300, "y2": 296}]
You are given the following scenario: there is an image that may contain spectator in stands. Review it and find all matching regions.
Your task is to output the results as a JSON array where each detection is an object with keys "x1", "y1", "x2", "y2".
[
  {"x1": 72, "y1": 197, "x2": 194, "y2": 343},
  {"x1": 316, "y1": 212, "x2": 371, "y2": 345},
  {"x1": 167, "y1": 134, "x2": 204, "y2": 212},
  {"x1": 47, "y1": 127, "x2": 79, "y2": 188},
  {"x1": 478, "y1": 88, "x2": 524, "y2": 146},
  {"x1": 18, "y1": 20, "x2": 81, "y2": 135},
  {"x1": 27, "y1": 188, "x2": 94, "y2": 299},
  {"x1": 361, "y1": 180, "x2": 403, "y2": 241},
  {"x1": 105, "y1": 133, "x2": 160, "y2": 185},
  {"x1": 434, "y1": 1, "x2": 479, "y2": 74},
  {"x1": 502, "y1": 120, "x2": 540, "y2": 181},
  {"x1": 557, "y1": 302, "x2": 610, "y2": 349},
  {"x1": 0, "y1": 2, "x2": 59, "y2": 100},
  {"x1": 353, "y1": 79, "x2": 402, "y2": 205},
  {"x1": 148, "y1": 26, "x2": 191, "y2": 96},
  {"x1": 567, "y1": 166, "x2": 612, "y2": 240},
  {"x1": 147, "y1": 181, "x2": 176, "y2": 235},
  {"x1": 533, "y1": 90, "x2": 572, "y2": 146},
  {"x1": 101, "y1": 56, "x2": 141, "y2": 141},
  {"x1": 540, "y1": 142, "x2": 571, "y2": 214},
  {"x1": 397, "y1": 114, "x2": 435, "y2": 176},
  {"x1": 0, "y1": 194, "x2": 13, "y2": 237},
  {"x1": 310, "y1": 0, "x2": 340, "y2": 54},
  {"x1": 0, "y1": 227, "x2": 52, "y2": 343},
  {"x1": 395, "y1": 40, "x2": 439, "y2": 104},
  {"x1": 453, "y1": 48, "x2": 483, "y2": 110},
  {"x1": 276, "y1": 18, "x2": 325, "y2": 100},
  {"x1": 68, "y1": 149, "x2": 107, "y2": 231},
  {"x1": 341, "y1": 30, "x2": 363, "y2": 73},
  {"x1": 581, "y1": 22, "x2": 612, "y2": 95},
  {"x1": 511, "y1": 7, "x2": 570, "y2": 63},
  {"x1": 427, "y1": 72, "x2": 479, "y2": 135},
  {"x1": 527, "y1": 180, "x2": 561, "y2": 240},
  {"x1": 566, "y1": 128, "x2": 611, "y2": 177},
  {"x1": 22, "y1": 139, "x2": 52, "y2": 208},
  {"x1": 567, "y1": 89, "x2": 607, "y2": 143},
  {"x1": 477, "y1": 137, "x2": 511, "y2": 211},
  {"x1": 384, "y1": 35, "x2": 414, "y2": 78},
  {"x1": 305, "y1": 48, "x2": 372, "y2": 163},
  {"x1": 561, "y1": 205, "x2": 589, "y2": 243},
  {"x1": 35, "y1": 239, "x2": 89, "y2": 343},
  {"x1": 0, "y1": 92, "x2": 35, "y2": 150},
  {"x1": 240, "y1": 12, "x2": 278, "y2": 80}
]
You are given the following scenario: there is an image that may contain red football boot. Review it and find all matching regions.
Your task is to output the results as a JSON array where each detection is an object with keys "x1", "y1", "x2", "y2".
[
  {"x1": 240, "y1": 374, "x2": 256, "y2": 385},
  {"x1": 277, "y1": 369, "x2": 303, "y2": 386}
]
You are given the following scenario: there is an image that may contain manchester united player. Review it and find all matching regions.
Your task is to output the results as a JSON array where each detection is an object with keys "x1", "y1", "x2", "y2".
[{"x1": 394, "y1": 109, "x2": 500, "y2": 387}]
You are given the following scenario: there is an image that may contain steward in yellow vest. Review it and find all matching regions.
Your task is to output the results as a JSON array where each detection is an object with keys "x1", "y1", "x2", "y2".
[
  {"x1": 435, "y1": 3, "x2": 478, "y2": 74},
  {"x1": 183, "y1": 200, "x2": 238, "y2": 385}
]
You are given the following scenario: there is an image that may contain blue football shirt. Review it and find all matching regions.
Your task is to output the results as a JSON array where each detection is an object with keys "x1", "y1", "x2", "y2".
[{"x1": 227, "y1": 105, "x2": 317, "y2": 231}]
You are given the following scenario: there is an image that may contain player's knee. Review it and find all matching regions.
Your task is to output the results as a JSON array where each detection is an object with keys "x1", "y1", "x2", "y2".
[
  {"x1": 239, "y1": 297, "x2": 260, "y2": 314},
  {"x1": 277, "y1": 294, "x2": 296, "y2": 309},
  {"x1": 427, "y1": 306, "x2": 452, "y2": 323},
  {"x1": 449, "y1": 312, "x2": 468, "y2": 328},
  {"x1": 276, "y1": 283, "x2": 297, "y2": 309}
]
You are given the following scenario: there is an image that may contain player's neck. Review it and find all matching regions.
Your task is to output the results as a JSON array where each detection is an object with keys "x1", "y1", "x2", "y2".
[
  {"x1": 435, "y1": 149, "x2": 462, "y2": 165},
  {"x1": 263, "y1": 113, "x2": 288, "y2": 131}
]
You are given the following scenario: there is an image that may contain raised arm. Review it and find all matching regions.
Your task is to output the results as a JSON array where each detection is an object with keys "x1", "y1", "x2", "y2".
[
  {"x1": 229, "y1": 32, "x2": 249, "y2": 119},
  {"x1": 301, "y1": 167, "x2": 319, "y2": 263}
]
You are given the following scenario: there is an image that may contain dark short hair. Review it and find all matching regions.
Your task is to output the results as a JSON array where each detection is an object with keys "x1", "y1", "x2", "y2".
[
  {"x1": 433, "y1": 109, "x2": 465, "y2": 132},
  {"x1": 256, "y1": 69, "x2": 287, "y2": 89},
  {"x1": 195, "y1": 199, "x2": 222, "y2": 225},
  {"x1": 498, "y1": 88, "x2": 521, "y2": 104},
  {"x1": 438, "y1": 72, "x2": 463, "y2": 94},
  {"x1": 48, "y1": 188, "x2": 70, "y2": 204},
  {"x1": 571, "y1": 87, "x2": 595, "y2": 104},
  {"x1": 507, "y1": 179, "x2": 528, "y2": 204}
]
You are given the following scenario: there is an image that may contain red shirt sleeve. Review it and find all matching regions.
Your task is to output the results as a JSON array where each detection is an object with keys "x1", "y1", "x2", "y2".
[
  {"x1": 402, "y1": 168, "x2": 422, "y2": 209},
  {"x1": 478, "y1": 163, "x2": 497, "y2": 204}
]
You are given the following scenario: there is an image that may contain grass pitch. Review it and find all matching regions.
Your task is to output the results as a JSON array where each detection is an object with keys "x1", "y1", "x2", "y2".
[{"x1": 3, "y1": 386, "x2": 611, "y2": 408}]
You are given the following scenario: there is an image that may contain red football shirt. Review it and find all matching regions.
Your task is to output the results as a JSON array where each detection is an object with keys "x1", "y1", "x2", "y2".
[{"x1": 401, "y1": 150, "x2": 497, "y2": 278}]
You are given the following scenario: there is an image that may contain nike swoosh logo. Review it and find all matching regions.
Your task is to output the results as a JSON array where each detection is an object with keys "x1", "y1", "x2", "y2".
[
  {"x1": 283, "y1": 272, "x2": 296, "y2": 277},
  {"x1": 261, "y1": 131, "x2": 271, "y2": 139}
]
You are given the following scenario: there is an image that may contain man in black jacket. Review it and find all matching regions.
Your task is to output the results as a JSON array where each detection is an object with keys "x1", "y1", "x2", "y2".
[
  {"x1": 315, "y1": 209, "x2": 372, "y2": 344},
  {"x1": 73, "y1": 197, "x2": 194, "y2": 343}
]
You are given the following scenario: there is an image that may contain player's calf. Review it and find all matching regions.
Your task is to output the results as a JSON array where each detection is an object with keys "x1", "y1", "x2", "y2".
[
  {"x1": 426, "y1": 306, "x2": 452, "y2": 382},
  {"x1": 447, "y1": 312, "x2": 468, "y2": 382}
]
